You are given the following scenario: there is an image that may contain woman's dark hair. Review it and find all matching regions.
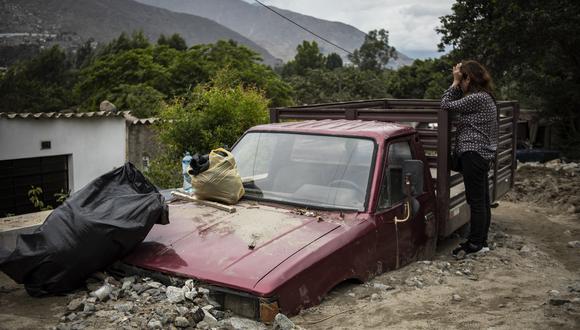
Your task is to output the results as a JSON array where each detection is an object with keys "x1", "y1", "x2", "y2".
[{"x1": 460, "y1": 60, "x2": 495, "y2": 98}]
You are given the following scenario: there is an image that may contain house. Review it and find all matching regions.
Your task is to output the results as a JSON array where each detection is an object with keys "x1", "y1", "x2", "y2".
[{"x1": 0, "y1": 111, "x2": 161, "y2": 217}]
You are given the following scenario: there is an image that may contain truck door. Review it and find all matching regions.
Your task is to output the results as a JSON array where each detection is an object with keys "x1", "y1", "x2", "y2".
[{"x1": 376, "y1": 138, "x2": 429, "y2": 269}]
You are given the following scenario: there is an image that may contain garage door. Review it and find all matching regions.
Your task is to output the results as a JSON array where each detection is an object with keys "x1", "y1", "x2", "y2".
[{"x1": 0, "y1": 155, "x2": 69, "y2": 217}]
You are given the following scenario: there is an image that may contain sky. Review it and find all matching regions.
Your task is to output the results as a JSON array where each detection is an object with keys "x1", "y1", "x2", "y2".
[{"x1": 248, "y1": 0, "x2": 455, "y2": 59}]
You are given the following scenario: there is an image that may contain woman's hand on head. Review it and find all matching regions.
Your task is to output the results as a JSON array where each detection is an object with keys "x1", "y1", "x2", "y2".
[{"x1": 452, "y1": 63, "x2": 463, "y2": 87}]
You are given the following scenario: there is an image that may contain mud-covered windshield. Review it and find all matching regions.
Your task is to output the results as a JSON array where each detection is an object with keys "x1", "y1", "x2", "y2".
[{"x1": 231, "y1": 132, "x2": 375, "y2": 211}]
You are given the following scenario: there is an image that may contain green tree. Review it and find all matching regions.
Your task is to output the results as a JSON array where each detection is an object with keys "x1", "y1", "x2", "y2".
[
  {"x1": 286, "y1": 67, "x2": 391, "y2": 104},
  {"x1": 325, "y1": 53, "x2": 343, "y2": 70},
  {"x1": 0, "y1": 46, "x2": 76, "y2": 113},
  {"x1": 437, "y1": 0, "x2": 580, "y2": 155},
  {"x1": 283, "y1": 41, "x2": 326, "y2": 76},
  {"x1": 387, "y1": 57, "x2": 452, "y2": 99},
  {"x1": 158, "y1": 33, "x2": 188, "y2": 51},
  {"x1": 98, "y1": 31, "x2": 150, "y2": 56},
  {"x1": 349, "y1": 29, "x2": 397, "y2": 72},
  {"x1": 74, "y1": 47, "x2": 170, "y2": 112}
]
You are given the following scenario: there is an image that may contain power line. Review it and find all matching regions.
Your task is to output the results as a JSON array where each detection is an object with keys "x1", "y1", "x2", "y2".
[{"x1": 253, "y1": 0, "x2": 354, "y2": 56}]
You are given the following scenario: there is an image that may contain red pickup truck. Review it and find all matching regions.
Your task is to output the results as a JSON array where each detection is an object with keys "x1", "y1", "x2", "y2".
[{"x1": 123, "y1": 99, "x2": 519, "y2": 322}]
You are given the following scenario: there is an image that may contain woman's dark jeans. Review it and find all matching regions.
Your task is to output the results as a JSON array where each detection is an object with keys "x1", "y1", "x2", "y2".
[{"x1": 460, "y1": 151, "x2": 491, "y2": 246}]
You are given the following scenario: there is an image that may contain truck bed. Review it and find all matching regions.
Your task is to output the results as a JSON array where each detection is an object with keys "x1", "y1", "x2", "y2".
[{"x1": 270, "y1": 99, "x2": 519, "y2": 237}]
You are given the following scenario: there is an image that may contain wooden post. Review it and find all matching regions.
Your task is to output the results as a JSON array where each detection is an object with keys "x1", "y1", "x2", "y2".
[
  {"x1": 171, "y1": 191, "x2": 237, "y2": 213},
  {"x1": 436, "y1": 108, "x2": 450, "y2": 236}
]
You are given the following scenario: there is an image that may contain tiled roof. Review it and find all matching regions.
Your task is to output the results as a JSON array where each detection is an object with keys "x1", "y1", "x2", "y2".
[
  {"x1": 0, "y1": 111, "x2": 129, "y2": 119},
  {"x1": 122, "y1": 113, "x2": 159, "y2": 125}
]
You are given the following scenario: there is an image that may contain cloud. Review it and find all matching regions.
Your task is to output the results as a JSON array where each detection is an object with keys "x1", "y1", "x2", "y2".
[{"x1": 253, "y1": 0, "x2": 454, "y2": 58}]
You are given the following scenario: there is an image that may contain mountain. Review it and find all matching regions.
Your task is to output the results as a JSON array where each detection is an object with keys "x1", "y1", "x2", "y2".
[
  {"x1": 134, "y1": 0, "x2": 414, "y2": 68},
  {"x1": 0, "y1": 0, "x2": 279, "y2": 66}
]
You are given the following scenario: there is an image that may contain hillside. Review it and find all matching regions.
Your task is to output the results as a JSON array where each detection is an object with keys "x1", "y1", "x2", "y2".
[
  {"x1": 0, "y1": 0, "x2": 279, "y2": 66},
  {"x1": 134, "y1": 0, "x2": 413, "y2": 68}
]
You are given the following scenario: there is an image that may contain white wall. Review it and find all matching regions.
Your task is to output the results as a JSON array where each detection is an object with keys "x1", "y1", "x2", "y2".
[{"x1": 0, "y1": 118, "x2": 126, "y2": 191}]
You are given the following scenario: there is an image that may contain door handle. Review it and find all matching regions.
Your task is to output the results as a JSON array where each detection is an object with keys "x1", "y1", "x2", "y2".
[{"x1": 394, "y1": 201, "x2": 411, "y2": 223}]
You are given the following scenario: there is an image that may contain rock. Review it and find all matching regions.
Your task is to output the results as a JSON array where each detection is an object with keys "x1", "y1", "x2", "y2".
[
  {"x1": 177, "y1": 306, "x2": 189, "y2": 316},
  {"x1": 191, "y1": 306, "x2": 205, "y2": 323},
  {"x1": 184, "y1": 291, "x2": 196, "y2": 301},
  {"x1": 91, "y1": 285, "x2": 112, "y2": 301},
  {"x1": 67, "y1": 298, "x2": 84, "y2": 311},
  {"x1": 519, "y1": 245, "x2": 532, "y2": 255},
  {"x1": 273, "y1": 313, "x2": 295, "y2": 330},
  {"x1": 85, "y1": 281, "x2": 101, "y2": 292},
  {"x1": 196, "y1": 321, "x2": 210, "y2": 330},
  {"x1": 452, "y1": 294, "x2": 463, "y2": 302},
  {"x1": 372, "y1": 283, "x2": 390, "y2": 290},
  {"x1": 346, "y1": 292, "x2": 356, "y2": 298},
  {"x1": 209, "y1": 309, "x2": 226, "y2": 320},
  {"x1": 549, "y1": 298, "x2": 571, "y2": 306},
  {"x1": 568, "y1": 282, "x2": 580, "y2": 293},
  {"x1": 370, "y1": 293, "x2": 380, "y2": 301},
  {"x1": 549, "y1": 290, "x2": 560, "y2": 296},
  {"x1": 567, "y1": 241, "x2": 580, "y2": 248},
  {"x1": 193, "y1": 297, "x2": 206, "y2": 305},
  {"x1": 184, "y1": 279, "x2": 195, "y2": 290},
  {"x1": 147, "y1": 318, "x2": 162, "y2": 329},
  {"x1": 66, "y1": 313, "x2": 77, "y2": 322},
  {"x1": 121, "y1": 277, "x2": 136, "y2": 290},
  {"x1": 147, "y1": 281, "x2": 163, "y2": 289},
  {"x1": 95, "y1": 310, "x2": 116, "y2": 318},
  {"x1": 174, "y1": 316, "x2": 190, "y2": 328},
  {"x1": 56, "y1": 323, "x2": 72, "y2": 330},
  {"x1": 166, "y1": 286, "x2": 185, "y2": 304},
  {"x1": 218, "y1": 317, "x2": 268, "y2": 330},
  {"x1": 100, "y1": 100, "x2": 117, "y2": 113},
  {"x1": 83, "y1": 303, "x2": 95, "y2": 313},
  {"x1": 202, "y1": 309, "x2": 218, "y2": 325},
  {"x1": 198, "y1": 287, "x2": 210, "y2": 296},
  {"x1": 114, "y1": 302, "x2": 134, "y2": 313},
  {"x1": 104, "y1": 276, "x2": 121, "y2": 287}
]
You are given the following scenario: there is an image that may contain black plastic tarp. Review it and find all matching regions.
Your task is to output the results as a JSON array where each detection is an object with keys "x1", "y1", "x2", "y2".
[{"x1": 0, "y1": 163, "x2": 168, "y2": 296}]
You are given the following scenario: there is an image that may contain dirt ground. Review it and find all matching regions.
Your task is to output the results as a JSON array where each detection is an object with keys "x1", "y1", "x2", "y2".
[{"x1": 1, "y1": 165, "x2": 579, "y2": 329}]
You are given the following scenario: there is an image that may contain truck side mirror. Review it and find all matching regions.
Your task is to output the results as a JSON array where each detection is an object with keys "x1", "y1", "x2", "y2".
[{"x1": 402, "y1": 160, "x2": 424, "y2": 197}]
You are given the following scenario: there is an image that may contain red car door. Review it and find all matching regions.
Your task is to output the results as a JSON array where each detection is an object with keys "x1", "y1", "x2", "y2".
[{"x1": 376, "y1": 138, "x2": 430, "y2": 269}]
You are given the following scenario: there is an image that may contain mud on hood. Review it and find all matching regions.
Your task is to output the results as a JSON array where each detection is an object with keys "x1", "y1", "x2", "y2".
[{"x1": 124, "y1": 202, "x2": 340, "y2": 294}]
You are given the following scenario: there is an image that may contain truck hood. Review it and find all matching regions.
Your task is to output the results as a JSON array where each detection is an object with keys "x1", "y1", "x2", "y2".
[{"x1": 124, "y1": 202, "x2": 341, "y2": 294}]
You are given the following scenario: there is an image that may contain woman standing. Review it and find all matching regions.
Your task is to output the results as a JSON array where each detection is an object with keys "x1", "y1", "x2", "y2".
[{"x1": 441, "y1": 60, "x2": 498, "y2": 257}]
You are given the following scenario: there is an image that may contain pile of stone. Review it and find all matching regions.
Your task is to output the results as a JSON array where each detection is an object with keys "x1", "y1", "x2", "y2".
[
  {"x1": 52, "y1": 274, "x2": 272, "y2": 330},
  {"x1": 506, "y1": 159, "x2": 580, "y2": 212},
  {"x1": 519, "y1": 159, "x2": 580, "y2": 174}
]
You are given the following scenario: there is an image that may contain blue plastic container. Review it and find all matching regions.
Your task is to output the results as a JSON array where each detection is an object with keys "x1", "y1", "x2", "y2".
[{"x1": 182, "y1": 152, "x2": 193, "y2": 193}]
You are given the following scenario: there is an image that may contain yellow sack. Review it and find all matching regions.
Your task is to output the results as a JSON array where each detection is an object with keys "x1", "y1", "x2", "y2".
[{"x1": 190, "y1": 148, "x2": 245, "y2": 205}]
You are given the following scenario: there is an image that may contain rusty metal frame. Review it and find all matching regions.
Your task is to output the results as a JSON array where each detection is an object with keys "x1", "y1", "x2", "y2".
[{"x1": 270, "y1": 98, "x2": 518, "y2": 237}]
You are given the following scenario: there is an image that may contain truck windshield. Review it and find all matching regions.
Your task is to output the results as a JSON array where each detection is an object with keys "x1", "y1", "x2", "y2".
[{"x1": 232, "y1": 132, "x2": 375, "y2": 211}]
